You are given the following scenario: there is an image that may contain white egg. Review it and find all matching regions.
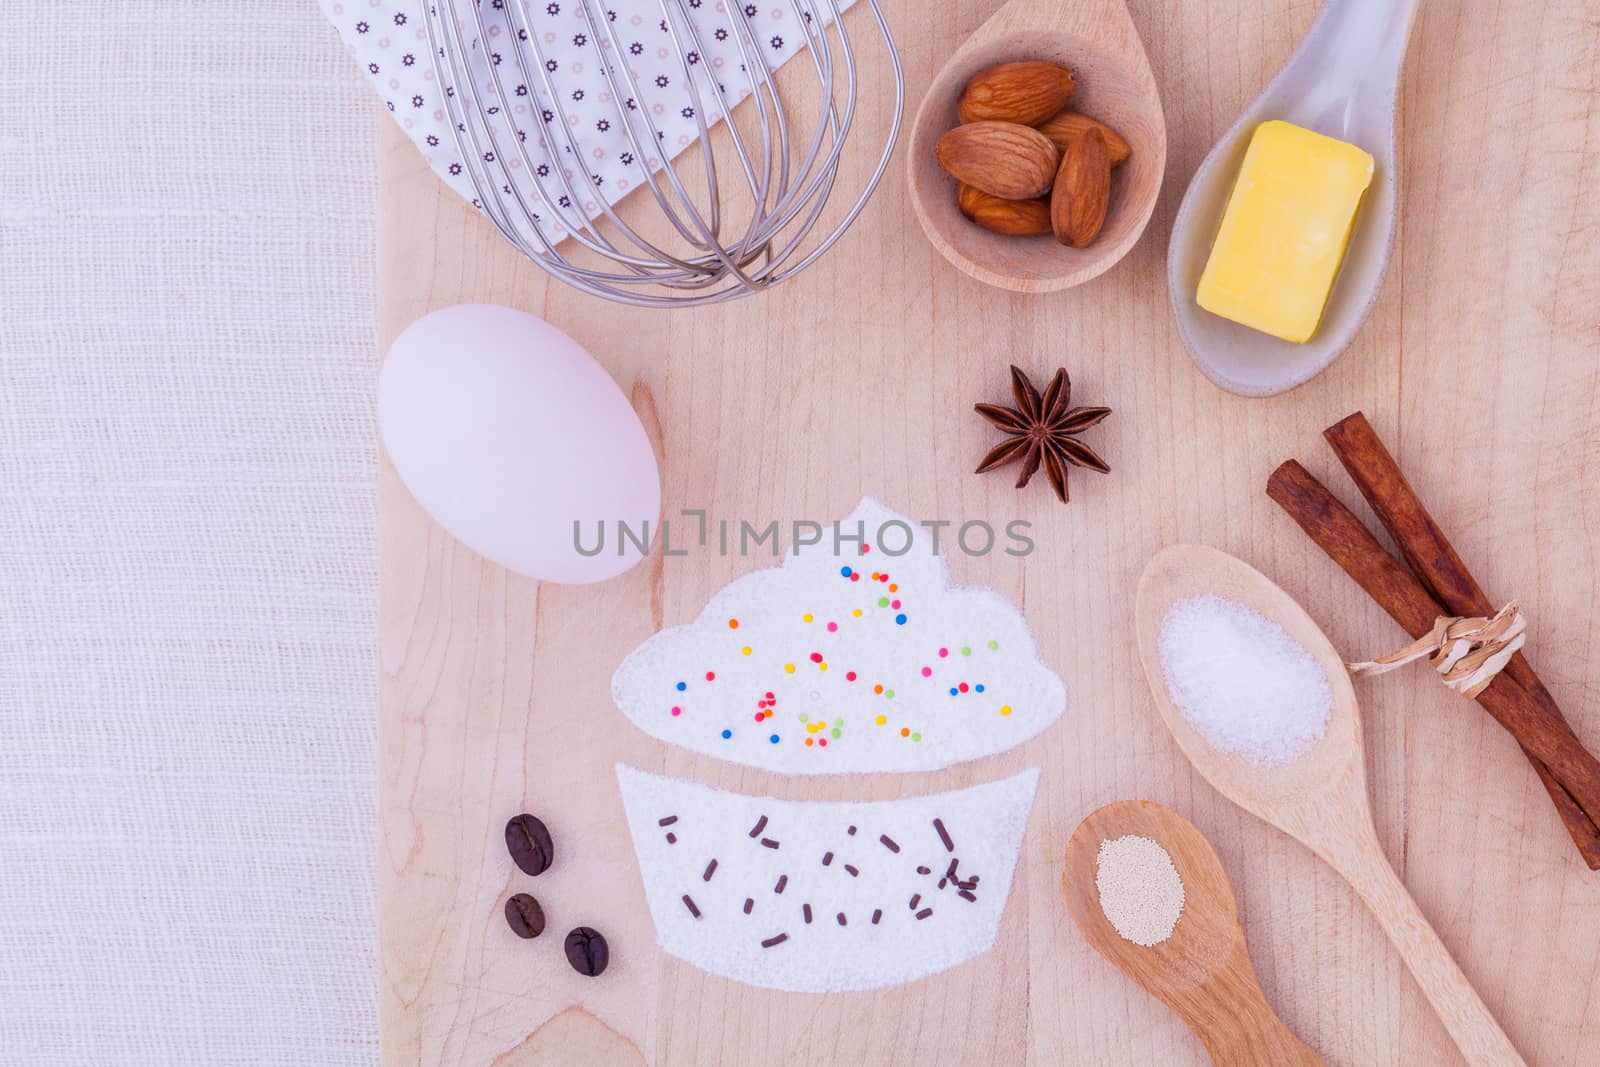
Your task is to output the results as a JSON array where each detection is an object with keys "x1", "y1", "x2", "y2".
[{"x1": 379, "y1": 304, "x2": 660, "y2": 584}]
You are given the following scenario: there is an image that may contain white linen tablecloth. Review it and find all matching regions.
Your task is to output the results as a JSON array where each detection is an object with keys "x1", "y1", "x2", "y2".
[{"x1": 1, "y1": 2, "x2": 380, "y2": 1062}]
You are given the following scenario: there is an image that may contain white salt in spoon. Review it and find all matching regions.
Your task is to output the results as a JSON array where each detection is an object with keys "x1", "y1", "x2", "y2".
[
  {"x1": 1134, "y1": 545, "x2": 1526, "y2": 1067},
  {"x1": 1166, "y1": 0, "x2": 1424, "y2": 396}
]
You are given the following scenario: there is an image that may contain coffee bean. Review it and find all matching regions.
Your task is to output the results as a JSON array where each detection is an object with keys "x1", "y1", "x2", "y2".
[
  {"x1": 505, "y1": 814, "x2": 553, "y2": 876},
  {"x1": 504, "y1": 893, "x2": 545, "y2": 939},
  {"x1": 563, "y1": 926, "x2": 609, "y2": 977}
]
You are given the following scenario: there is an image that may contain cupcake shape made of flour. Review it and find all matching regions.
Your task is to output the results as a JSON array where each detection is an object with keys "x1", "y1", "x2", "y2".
[
  {"x1": 616, "y1": 765, "x2": 1039, "y2": 992},
  {"x1": 611, "y1": 498, "x2": 1068, "y2": 774}
]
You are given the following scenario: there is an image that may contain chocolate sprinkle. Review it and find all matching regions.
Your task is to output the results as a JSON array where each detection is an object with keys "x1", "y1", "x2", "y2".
[
  {"x1": 938, "y1": 878, "x2": 948, "y2": 890},
  {"x1": 665, "y1": 833, "x2": 677, "y2": 844},
  {"x1": 803, "y1": 903, "x2": 813, "y2": 924},
  {"x1": 774, "y1": 874, "x2": 788, "y2": 894},
  {"x1": 760, "y1": 837, "x2": 780, "y2": 850},
  {"x1": 847, "y1": 825, "x2": 857, "y2": 836},
  {"x1": 879, "y1": 834, "x2": 900, "y2": 853},
  {"x1": 946, "y1": 859, "x2": 960, "y2": 880},
  {"x1": 836, "y1": 912, "x2": 847, "y2": 926},
  {"x1": 821, "y1": 851, "x2": 834, "y2": 866},
  {"x1": 761, "y1": 933, "x2": 789, "y2": 948},
  {"x1": 702, "y1": 859, "x2": 718, "y2": 882},
  {"x1": 916, "y1": 866, "x2": 931, "y2": 875},
  {"x1": 958, "y1": 890, "x2": 978, "y2": 902},
  {"x1": 658, "y1": 815, "x2": 679, "y2": 827},
  {"x1": 871, "y1": 909, "x2": 883, "y2": 925},
  {"x1": 681, "y1": 894, "x2": 701, "y2": 918},
  {"x1": 743, "y1": 898, "x2": 754, "y2": 915},
  {"x1": 933, "y1": 818, "x2": 954, "y2": 853},
  {"x1": 915, "y1": 907, "x2": 933, "y2": 920},
  {"x1": 909, "y1": 894, "x2": 921, "y2": 909},
  {"x1": 843, "y1": 864, "x2": 859, "y2": 877},
  {"x1": 748, "y1": 815, "x2": 768, "y2": 838}
]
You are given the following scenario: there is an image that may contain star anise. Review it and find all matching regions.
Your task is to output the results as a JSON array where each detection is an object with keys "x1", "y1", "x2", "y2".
[{"x1": 974, "y1": 365, "x2": 1111, "y2": 503}]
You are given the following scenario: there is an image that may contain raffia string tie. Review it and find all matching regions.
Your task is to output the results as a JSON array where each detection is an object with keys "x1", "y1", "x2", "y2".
[{"x1": 1346, "y1": 602, "x2": 1526, "y2": 700}]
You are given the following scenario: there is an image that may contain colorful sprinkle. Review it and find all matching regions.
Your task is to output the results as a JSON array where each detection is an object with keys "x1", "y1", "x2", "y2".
[
  {"x1": 802, "y1": 613, "x2": 814, "y2": 623},
  {"x1": 895, "y1": 614, "x2": 907, "y2": 625},
  {"x1": 900, "y1": 727, "x2": 910, "y2": 738},
  {"x1": 911, "y1": 732, "x2": 922, "y2": 742},
  {"x1": 728, "y1": 618, "x2": 739, "y2": 629},
  {"x1": 873, "y1": 684, "x2": 883, "y2": 694},
  {"x1": 988, "y1": 640, "x2": 999, "y2": 650},
  {"x1": 840, "y1": 566, "x2": 852, "y2": 577},
  {"x1": 671, "y1": 706, "x2": 682, "y2": 716},
  {"x1": 826, "y1": 622, "x2": 838, "y2": 632},
  {"x1": 875, "y1": 715, "x2": 887, "y2": 726},
  {"x1": 877, "y1": 596, "x2": 889, "y2": 607},
  {"x1": 975, "y1": 684, "x2": 985, "y2": 693},
  {"x1": 938, "y1": 647, "x2": 949, "y2": 658},
  {"x1": 741, "y1": 646, "x2": 752, "y2": 656},
  {"x1": 676, "y1": 681, "x2": 687, "y2": 691},
  {"x1": 852, "y1": 609, "x2": 863, "y2": 617},
  {"x1": 769, "y1": 734, "x2": 780, "y2": 743},
  {"x1": 706, "y1": 671, "x2": 716, "y2": 681},
  {"x1": 818, "y1": 738, "x2": 827, "y2": 747},
  {"x1": 921, "y1": 666, "x2": 933, "y2": 678},
  {"x1": 809, "y1": 652, "x2": 823, "y2": 663},
  {"x1": 891, "y1": 600, "x2": 901, "y2": 610},
  {"x1": 784, "y1": 663, "x2": 796, "y2": 674},
  {"x1": 949, "y1": 688, "x2": 958, "y2": 696},
  {"x1": 721, "y1": 729, "x2": 732, "y2": 739},
  {"x1": 961, "y1": 646, "x2": 972, "y2": 656},
  {"x1": 885, "y1": 689, "x2": 895, "y2": 699},
  {"x1": 846, "y1": 671, "x2": 857, "y2": 682},
  {"x1": 1000, "y1": 705, "x2": 1012, "y2": 716},
  {"x1": 958, "y1": 682, "x2": 969, "y2": 693}
]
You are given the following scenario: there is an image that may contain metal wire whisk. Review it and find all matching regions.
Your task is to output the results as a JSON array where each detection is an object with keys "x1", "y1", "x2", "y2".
[{"x1": 421, "y1": 0, "x2": 903, "y2": 307}]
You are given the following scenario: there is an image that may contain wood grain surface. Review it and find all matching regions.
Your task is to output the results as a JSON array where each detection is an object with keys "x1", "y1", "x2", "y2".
[{"x1": 376, "y1": 1, "x2": 1600, "y2": 1063}]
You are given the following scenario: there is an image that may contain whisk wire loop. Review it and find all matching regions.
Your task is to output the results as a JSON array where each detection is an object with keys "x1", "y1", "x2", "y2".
[{"x1": 420, "y1": 0, "x2": 902, "y2": 306}]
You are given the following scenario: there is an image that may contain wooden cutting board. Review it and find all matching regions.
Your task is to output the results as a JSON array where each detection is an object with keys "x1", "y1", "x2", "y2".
[{"x1": 376, "y1": 2, "x2": 1600, "y2": 1063}]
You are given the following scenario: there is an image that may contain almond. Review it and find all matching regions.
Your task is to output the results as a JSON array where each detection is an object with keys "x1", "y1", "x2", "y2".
[
  {"x1": 936, "y1": 121, "x2": 1059, "y2": 201},
  {"x1": 1050, "y1": 126, "x2": 1111, "y2": 248},
  {"x1": 957, "y1": 184, "x2": 1052, "y2": 236},
  {"x1": 957, "y1": 61, "x2": 1076, "y2": 126},
  {"x1": 1036, "y1": 111, "x2": 1132, "y2": 167}
]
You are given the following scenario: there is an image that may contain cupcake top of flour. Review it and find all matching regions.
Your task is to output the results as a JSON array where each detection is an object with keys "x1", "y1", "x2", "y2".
[
  {"x1": 1158, "y1": 594, "x2": 1332, "y2": 766},
  {"x1": 1095, "y1": 835, "x2": 1185, "y2": 947},
  {"x1": 611, "y1": 498, "x2": 1067, "y2": 775}
]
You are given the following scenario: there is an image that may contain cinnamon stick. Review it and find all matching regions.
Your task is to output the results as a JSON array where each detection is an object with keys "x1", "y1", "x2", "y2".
[
  {"x1": 1323, "y1": 412, "x2": 1600, "y2": 866},
  {"x1": 1267, "y1": 460, "x2": 1600, "y2": 866}
]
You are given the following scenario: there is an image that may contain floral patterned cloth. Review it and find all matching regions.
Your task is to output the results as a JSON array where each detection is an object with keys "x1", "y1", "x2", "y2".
[{"x1": 321, "y1": 0, "x2": 858, "y2": 238}]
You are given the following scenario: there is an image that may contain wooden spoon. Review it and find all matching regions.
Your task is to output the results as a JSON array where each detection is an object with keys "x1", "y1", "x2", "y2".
[
  {"x1": 906, "y1": 0, "x2": 1166, "y2": 292},
  {"x1": 1133, "y1": 545, "x2": 1526, "y2": 1067},
  {"x1": 1064, "y1": 800, "x2": 1322, "y2": 1065}
]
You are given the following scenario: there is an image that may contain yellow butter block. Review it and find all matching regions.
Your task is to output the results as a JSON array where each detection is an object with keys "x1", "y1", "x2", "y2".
[{"x1": 1196, "y1": 120, "x2": 1374, "y2": 344}]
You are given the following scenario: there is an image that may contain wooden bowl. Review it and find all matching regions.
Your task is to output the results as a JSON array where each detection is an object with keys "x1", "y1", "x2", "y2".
[{"x1": 907, "y1": 3, "x2": 1166, "y2": 292}]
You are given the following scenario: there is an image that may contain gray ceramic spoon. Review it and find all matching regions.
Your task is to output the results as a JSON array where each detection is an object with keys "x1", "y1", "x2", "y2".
[{"x1": 1167, "y1": 0, "x2": 1424, "y2": 397}]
